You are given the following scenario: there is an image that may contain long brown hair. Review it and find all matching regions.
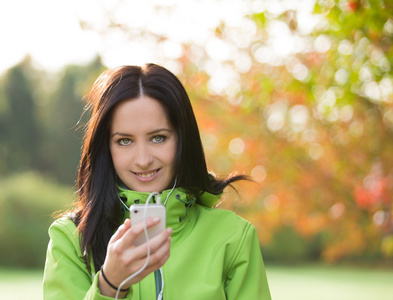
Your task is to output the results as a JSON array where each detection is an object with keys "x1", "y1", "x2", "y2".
[{"x1": 72, "y1": 64, "x2": 247, "y2": 272}]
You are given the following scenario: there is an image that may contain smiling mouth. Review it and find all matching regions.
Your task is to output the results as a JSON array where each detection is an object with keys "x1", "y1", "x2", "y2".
[{"x1": 134, "y1": 169, "x2": 159, "y2": 178}]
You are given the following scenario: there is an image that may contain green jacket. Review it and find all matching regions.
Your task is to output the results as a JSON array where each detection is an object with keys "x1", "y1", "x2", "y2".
[{"x1": 43, "y1": 188, "x2": 271, "y2": 299}]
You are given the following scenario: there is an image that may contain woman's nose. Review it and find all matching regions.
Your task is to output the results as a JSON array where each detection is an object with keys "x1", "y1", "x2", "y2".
[{"x1": 134, "y1": 144, "x2": 154, "y2": 168}]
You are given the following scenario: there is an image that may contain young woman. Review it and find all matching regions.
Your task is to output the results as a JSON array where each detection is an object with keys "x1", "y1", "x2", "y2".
[{"x1": 43, "y1": 64, "x2": 271, "y2": 299}]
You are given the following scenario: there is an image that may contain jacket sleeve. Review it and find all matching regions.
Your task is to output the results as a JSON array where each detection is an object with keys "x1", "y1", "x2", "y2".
[
  {"x1": 224, "y1": 223, "x2": 271, "y2": 300},
  {"x1": 43, "y1": 218, "x2": 134, "y2": 300}
]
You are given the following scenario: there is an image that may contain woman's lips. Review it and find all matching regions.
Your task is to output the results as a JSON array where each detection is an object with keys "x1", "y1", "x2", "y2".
[{"x1": 133, "y1": 169, "x2": 160, "y2": 181}]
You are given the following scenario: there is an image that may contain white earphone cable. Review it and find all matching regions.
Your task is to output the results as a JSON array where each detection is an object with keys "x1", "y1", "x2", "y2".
[
  {"x1": 164, "y1": 177, "x2": 177, "y2": 206},
  {"x1": 114, "y1": 178, "x2": 177, "y2": 300},
  {"x1": 115, "y1": 191, "x2": 157, "y2": 299}
]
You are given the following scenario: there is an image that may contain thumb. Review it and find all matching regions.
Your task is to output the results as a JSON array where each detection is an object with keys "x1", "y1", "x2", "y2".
[{"x1": 109, "y1": 218, "x2": 131, "y2": 243}]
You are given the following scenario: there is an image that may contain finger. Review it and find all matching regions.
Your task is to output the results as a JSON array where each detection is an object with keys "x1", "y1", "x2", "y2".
[
  {"x1": 116, "y1": 217, "x2": 162, "y2": 252},
  {"x1": 124, "y1": 218, "x2": 131, "y2": 228},
  {"x1": 148, "y1": 237, "x2": 171, "y2": 266},
  {"x1": 121, "y1": 248, "x2": 170, "y2": 287},
  {"x1": 123, "y1": 228, "x2": 171, "y2": 265},
  {"x1": 126, "y1": 239, "x2": 171, "y2": 283},
  {"x1": 109, "y1": 219, "x2": 131, "y2": 244},
  {"x1": 138, "y1": 227, "x2": 172, "y2": 256},
  {"x1": 138, "y1": 242, "x2": 171, "y2": 276}
]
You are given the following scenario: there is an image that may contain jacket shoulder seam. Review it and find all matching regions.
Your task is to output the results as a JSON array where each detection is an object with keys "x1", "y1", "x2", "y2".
[{"x1": 224, "y1": 221, "x2": 252, "y2": 279}]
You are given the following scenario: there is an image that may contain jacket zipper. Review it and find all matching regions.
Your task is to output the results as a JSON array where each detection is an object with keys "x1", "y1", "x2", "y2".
[
  {"x1": 154, "y1": 192, "x2": 165, "y2": 299},
  {"x1": 154, "y1": 269, "x2": 162, "y2": 299}
]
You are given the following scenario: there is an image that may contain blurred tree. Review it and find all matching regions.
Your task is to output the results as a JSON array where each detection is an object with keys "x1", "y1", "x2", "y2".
[
  {"x1": 176, "y1": 0, "x2": 393, "y2": 262},
  {"x1": 306, "y1": 0, "x2": 393, "y2": 262},
  {"x1": 0, "y1": 172, "x2": 73, "y2": 268},
  {"x1": 223, "y1": 0, "x2": 393, "y2": 262},
  {"x1": 0, "y1": 56, "x2": 104, "y2": 185},
  {"x1": 0, "y1": 57, "x2": 42, "y2": 174},
  {"x1": 42, "y1": 56, "x2": 104, "y2": 184}
]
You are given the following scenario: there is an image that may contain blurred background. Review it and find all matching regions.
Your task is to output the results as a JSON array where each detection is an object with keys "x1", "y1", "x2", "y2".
[{"x1": 0, "y1": 0, "x2": 392, "y2": 299}]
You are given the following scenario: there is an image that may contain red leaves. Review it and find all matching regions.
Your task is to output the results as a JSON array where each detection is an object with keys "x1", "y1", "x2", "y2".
[
  {"x1": 354, "y1": 171, "x2": 391, "y2": 209},
  {"x1": 346, "y1": 1, "x2": 359, "y2": 12}
]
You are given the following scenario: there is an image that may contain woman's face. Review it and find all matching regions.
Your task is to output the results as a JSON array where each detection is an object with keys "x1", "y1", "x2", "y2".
[{"x1": 109, "y1": 96, "x2": 178, "y2": 193}]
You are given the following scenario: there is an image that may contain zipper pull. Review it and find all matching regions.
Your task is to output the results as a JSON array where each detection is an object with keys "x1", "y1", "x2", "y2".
[{"x1": 157, "y1": 194, "x2": 162, "y2": 204}]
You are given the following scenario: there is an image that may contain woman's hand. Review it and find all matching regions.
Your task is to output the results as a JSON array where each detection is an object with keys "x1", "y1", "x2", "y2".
[{"x1": 98, "y1": 218, "x2": 172, "y2": 298}]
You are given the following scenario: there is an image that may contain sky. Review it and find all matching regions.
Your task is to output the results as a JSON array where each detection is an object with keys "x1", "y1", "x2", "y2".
[
  {"x1": 0, "y1": 0, "x2": 317, "y2": 76},
  {"x1": 1, "y1": 0, "x2": 101, "y2": 74}
]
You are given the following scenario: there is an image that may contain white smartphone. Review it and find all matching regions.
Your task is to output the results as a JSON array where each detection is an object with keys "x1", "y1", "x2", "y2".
[{"x1": 130, "y1": 204, "x2": 166, "y2": 246}]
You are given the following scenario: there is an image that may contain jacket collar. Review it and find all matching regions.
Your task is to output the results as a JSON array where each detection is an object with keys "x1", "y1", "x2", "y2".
[{"x1": 117, "y1": 186, "x2": 221, "y2": 229}]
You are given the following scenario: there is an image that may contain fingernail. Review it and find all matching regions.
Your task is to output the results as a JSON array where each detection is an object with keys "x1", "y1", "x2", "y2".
[
  {"x1": 167, "y1": 227, "x2": 173, "y2": 234},
  {"x1": 153, "y1": 217, "x2": 160, "y2": 222}
]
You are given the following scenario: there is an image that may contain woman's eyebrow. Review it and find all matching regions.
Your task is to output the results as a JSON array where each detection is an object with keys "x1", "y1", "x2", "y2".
[
  {"x1": 147, "y1": 128, "x2": 173, "y2": 135},
  {"x1": 111, "y1": 128, "x2": 172, "y2": 137},
  {"x1": 111, "y1": 132, "x2": 132, "y2": 137}
]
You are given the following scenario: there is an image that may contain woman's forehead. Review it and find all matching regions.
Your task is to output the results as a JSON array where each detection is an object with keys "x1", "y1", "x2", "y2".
[{"x1": 110, "y1": 96, "x2": 174, "y2": 134}]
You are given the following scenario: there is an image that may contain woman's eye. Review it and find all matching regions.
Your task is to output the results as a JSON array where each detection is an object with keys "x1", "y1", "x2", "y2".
[
  {"x1": 118, "y1": 138, "x2": 131, "y2": 146},
  {"x1": 152, "y1": 135, "x2": 166, "y2": 143}
]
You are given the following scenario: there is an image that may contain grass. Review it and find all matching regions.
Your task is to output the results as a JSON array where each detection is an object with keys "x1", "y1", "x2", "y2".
[
  {"x1": 0, "y1": 264, "x2": 392, "y2": 299},
  {"x1": 0, "y1": 268, "x2": 43, "y2": 300},
  {"x1": 266, "y1": 264, "x2": 393, "y2": 300}
]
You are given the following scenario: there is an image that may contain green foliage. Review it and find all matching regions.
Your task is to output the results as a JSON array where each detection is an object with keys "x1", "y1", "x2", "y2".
[
  {"x1": 180, "y1": 0, "x2": 393, "y2": 263},
  {"x1": 0, "y1": 57, "x2": 42, "y2": 173},
  {"x1": 41, "y1": 56, "x2": 105, "y2": 183},
  {"x1": 0, "y1": 56, "x2": 104, "y2": 185},
  {"x1": 0, "y1": 172, "x2": 73, "y2": 268},
  {"x1": 261, "y1": 226, "x2": 322, "y2": 263},
  {"x1": 251, "y1": 11, "x2": 267, "y2": 29}
]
